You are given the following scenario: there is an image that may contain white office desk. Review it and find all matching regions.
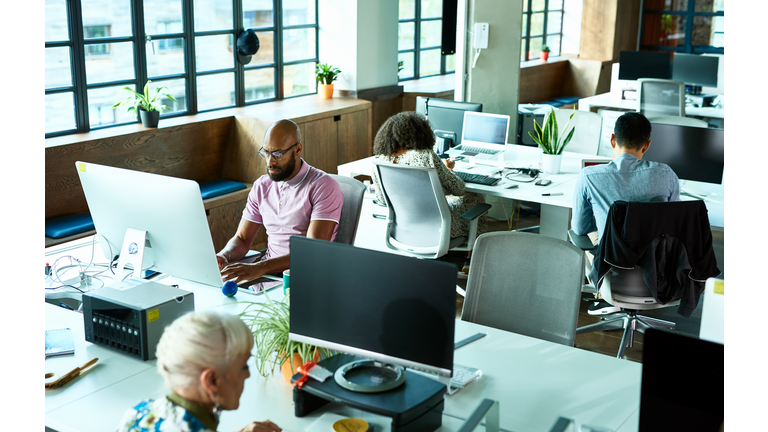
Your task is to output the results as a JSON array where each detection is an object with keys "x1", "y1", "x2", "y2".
[{"x1": 578, "y1": 92, "x2": 725, "y2": 120}]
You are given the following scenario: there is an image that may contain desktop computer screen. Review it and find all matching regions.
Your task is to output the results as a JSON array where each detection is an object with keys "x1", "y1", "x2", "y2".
[
  {"x1": 618, "y1": 50, "x2": 672, "y2": 80},
  {"x1": 76, "y1": 161, "x2": 223, "y2": 287},
  {"x1": 288, "y1": 236, "x2": 457, "y2": 377},
  {"x1": 645, "y1": 123, "x2": 724, "y2": 185},
  {"x1": 671, "y1": 53, "x2": 719, "y2": 89},
  {"x1": 416, "y1": 96, "x2": 482, "y2": 147}
]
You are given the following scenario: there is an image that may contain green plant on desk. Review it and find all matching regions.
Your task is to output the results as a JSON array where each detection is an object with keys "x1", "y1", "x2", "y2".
[
  {"x1": 239, "y1": 294, "x2": 333, "y2": 377},
  {"x1": 528, "y1": 107, "x2": 576, "y2": 155}
]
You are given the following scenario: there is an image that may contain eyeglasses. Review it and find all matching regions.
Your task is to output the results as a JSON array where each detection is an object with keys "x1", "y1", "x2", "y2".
[{"x1": 258, "y1": 143, "x2": 299, "y2": 161}]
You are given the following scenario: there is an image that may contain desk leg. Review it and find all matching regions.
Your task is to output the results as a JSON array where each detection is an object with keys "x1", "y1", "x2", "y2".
[{"x1": 539, "y1": 205, "x2": 570, "y2": 241}]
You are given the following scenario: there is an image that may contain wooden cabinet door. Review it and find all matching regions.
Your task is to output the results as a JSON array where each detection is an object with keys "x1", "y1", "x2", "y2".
[
  {"x1": 299, "y1": 116, "x2": 338, "y2": 174},
  {"x1": 337, "y1": 109, "x2": 371, "y2": 166}
]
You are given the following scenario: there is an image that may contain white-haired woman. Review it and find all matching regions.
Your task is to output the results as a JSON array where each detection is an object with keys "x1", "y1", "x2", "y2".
[{"x1": 116, "y1": 311, "x2": 282, "y2": 432}]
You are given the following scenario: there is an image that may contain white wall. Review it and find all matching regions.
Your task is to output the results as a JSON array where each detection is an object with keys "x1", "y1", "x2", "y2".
[{"x1": 562, "y1": 0, "x2": 583, "y2": 56}]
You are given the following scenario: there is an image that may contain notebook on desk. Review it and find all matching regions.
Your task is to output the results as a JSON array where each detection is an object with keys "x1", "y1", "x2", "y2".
[{"x1": 448, "y1": 112, "x2": 509, "y2": 160}]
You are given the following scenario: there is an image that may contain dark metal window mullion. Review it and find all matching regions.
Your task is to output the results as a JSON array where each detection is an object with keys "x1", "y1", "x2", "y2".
[
  {"x1": 184, "y1": 0, "x2": 197, "y2": 114},
  {"x1": 234, "y1": 0, "x2": 244, "y2": 107},
  {"x1": 414, "y1": 0, "x2": 421, "y2": 79},
  {"x1": 275, "y1": 0, "x2": 284, "y2": 100},
  {"x1": 541, "y1": 0, "x2": 549, "y2": 50},
  {"x1": 524, "y1": 0, "x2": 532, "y2": 61},
  {"x1": 70, "y1": 0, "x2": 90, "y2": 133},
  {"x1": 134, "y1": 0, "x2": 148, "y2": 118}
]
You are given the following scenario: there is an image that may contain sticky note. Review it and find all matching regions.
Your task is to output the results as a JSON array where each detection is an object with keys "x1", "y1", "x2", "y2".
[
  {"x1": 77, "y1": 162, "x2": 86, "y2": 172},
  {"x1": 148, "y1": 309, "x2": 159, "y2": 322},
  {"x1": 714, "y1": 280, "x2": 724, "y2": 295}
]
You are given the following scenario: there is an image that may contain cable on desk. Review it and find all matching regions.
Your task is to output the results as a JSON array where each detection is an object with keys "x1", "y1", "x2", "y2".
[{"x1": 505, "y1": 167, "x2": 541, "y2": 182}]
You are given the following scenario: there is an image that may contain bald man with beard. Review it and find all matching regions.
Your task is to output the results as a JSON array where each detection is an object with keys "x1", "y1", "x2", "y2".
[{"x1": 217, "y1": 119, "x2": 343, "y2": 283}]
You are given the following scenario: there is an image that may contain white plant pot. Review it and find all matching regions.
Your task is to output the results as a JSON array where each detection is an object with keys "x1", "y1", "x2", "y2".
[{"x1": 541, "y1": 153, "x2": 562, "y2": 174}]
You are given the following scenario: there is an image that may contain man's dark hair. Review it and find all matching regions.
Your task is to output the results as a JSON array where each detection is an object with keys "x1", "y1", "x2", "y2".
[
  {"x1": 373, "y1": 111, "x2": 435, "y2": 156},
  {"x1": 614, "y1": 112, "x2": 652, "y2": 150}
]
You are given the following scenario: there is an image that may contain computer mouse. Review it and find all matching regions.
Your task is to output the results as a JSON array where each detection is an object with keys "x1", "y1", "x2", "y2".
[{"x1": 535, "y1": 179, "x2": 552, "y2": 186}]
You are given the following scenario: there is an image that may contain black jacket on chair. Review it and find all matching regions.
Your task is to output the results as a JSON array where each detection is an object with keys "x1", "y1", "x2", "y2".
[{"x1": 589, "y1": 200, "x2": 721, "y2": 318}]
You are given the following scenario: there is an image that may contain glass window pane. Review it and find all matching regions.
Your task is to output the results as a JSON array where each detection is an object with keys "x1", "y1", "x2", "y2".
[
  {"x1": 398, "y1": 52, "x2": 414, "y2": 80},
  {"x1": 85, "y1": 41, "x2": 135, "y2": 84},
  {"x1": 421, "y1": 0, "x2": 442, "y2": 19},
  {"x1": 283, "y1": 62, "x2": 315, "y2": 97},
  {"x1": 46, "y1": 92, "x2": 77, "y2": 134},
  {"x1": 197, "y1": 73, "x2": 235, "y2": 111},
  {"x1": 549, "y1": 0, "x2": 563, "y2": 10},
  {"x1": 641, "y1": 14, "x2": 687, "y2": 47},
  {"x1": 419, "y1": 49, "x2": 440, "y2": 77},
  {"x1": 547, "y1": 11, "x2": 562, "y2": 34},
  {"x1": 244, "y1": 0, "x2": 274, "y2": 28},
  {"x1": 283, "y1": 28, "x2": 316, "y2": 63},
  {"x1": 194, "y1": 0, "x2": 233, "y2": 32},
  {"x1": 144, "y1": 0, "x2": 183, "y2": 35},
  {"x1": 445, "y1": 54, "x2": 455, "y2": 72},
  {"x1": 195, "y1": 34, "x2": 234, "y2": 72},
  {"x1": 46, "y1": 0, "x2": 69, "y2": 42},
  {"x1": 399, "y1": 22, "x2": 415, "y2": 51},
  {"x1": 695, "y1": 0, "x2": 721, "y2": 12},
  {"x1": 521, "y1": 38, "x2": 527, "y2": 61},
  {"x1": 89, "y1": 85, "x2": 138, "y2": 127},
  {"x1": 523, "y1": 0, "x2": 528, "y2": 13},
  {"x1": 692, "y1": 15, "x2": 722, "y2": 47},
  {"x1": 522, "y1": 14, "x2": 528, "y2": 37},
  {"x1": 420, "y1": 20, "x2": 441, "y2": 48},
  {"x1": 531, "y1": 0, "x2": 545, "y2": 12},
  {"x1": 46, "y1": 47, "x2": 73, "y2": 89},
  {"x1": 148, "y1": 38, "x2": 185, "y2": 77},
  {"x1": 530, "y1": 12, "x2": 544, "y2": 36},
  {"x1": 245, "y1": 67, "x2": 276, "y2": 102},
  {"x1": 283, "y1": 0, "x2": 316, "y2": 26},
  {"x1": 529, "y1": 36, "x2": 543, "y2": 59},
  {"x1": 82, "y1": 0, "x2": 133, "y2": 38},
  {"x1": 242, "y1": 31, "x2": 275, "y2": 66},
  {"x1": 645, "y1": 0, "x2": 688, "y2": 11},
  {"x1": 150, "y1": 78, "x2": 187, "y2": 115},
  {"x1": 399, "y1": 0, "x2": 415, "y2": 20},
  {"x1": 546, "y1": 35, "x2": 561, "y2": 56}
]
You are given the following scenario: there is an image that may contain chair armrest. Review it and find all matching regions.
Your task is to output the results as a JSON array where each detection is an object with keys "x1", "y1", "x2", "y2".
[
  {"x1": 567, "y1": 230, "x2": 596, "y2": 252},
  {"x1": 460, "y1": 203, "x2": 492, "y2": 221}
]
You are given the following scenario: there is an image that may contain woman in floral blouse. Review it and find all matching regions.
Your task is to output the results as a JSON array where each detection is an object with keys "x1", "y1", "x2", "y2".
[
  {"x1": 371, "y1": 111, "x2": 488, "y2": 272},
  {"x1": 116, "y1": 311, "x2": 281, "y2": 432}
]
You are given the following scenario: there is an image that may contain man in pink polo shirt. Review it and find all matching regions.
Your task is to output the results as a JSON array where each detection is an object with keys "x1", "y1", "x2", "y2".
[{"x1": 216, "y1": 119, "x2": 343, "y2": 283}]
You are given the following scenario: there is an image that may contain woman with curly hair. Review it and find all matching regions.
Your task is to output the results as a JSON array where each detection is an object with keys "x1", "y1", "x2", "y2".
[{"x1": 370, "y1": 111, "x2": 488, "y2": 272}]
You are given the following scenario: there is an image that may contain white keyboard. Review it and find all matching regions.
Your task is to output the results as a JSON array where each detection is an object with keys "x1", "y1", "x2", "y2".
[
  {"x1": 455, "y1": 144, "x2": 502, "y2": 155},
  {"x1": 451, "y1": 364, "x2": 482, "y2": 387}
]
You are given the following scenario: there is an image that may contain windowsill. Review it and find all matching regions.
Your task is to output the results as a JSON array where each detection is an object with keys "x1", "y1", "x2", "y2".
[
  {"x1": 45, "y1": 95, "x2": 372, "y2": 149},
  {"x1": 401, "y1": 74, "x2": 457, "y2": 94},
  {"x1": 520, "y1": 55, "x2": 571, "y2": 69}
]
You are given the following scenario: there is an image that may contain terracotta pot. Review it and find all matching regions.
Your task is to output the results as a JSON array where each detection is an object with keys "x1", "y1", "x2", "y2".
[
  {"x1": 280, "y1": 351, "x2": 321, "y2": 383},
  {"x1": 319, "y1": 83, "x2": 334, "y2": 99},
  {"x1": 541, "y1": 51, "x2": 549, "y2": 61}
]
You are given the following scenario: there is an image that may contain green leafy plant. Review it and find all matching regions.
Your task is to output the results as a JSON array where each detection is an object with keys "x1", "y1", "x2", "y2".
[
  {"x1": 239, "y1": 294, "x2": 334, "y2": 377},
  {"x1": 315, "y1": 63, "x2": 342, "y2": 85},
  {"x1": 112, "y1": 80, "x2": 176, "y2": 113},
  {"x1": 528, "y1": 107, "x2": 576, "y2": 155},
  {"x1": 541, "y1": 45, "x2": 551, "y2": 53},
  {"x1": 398, "y1": 59, "x2": 404, "y2": 73}
]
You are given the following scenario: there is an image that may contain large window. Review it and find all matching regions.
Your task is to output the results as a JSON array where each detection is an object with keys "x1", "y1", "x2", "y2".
[
  {"x1": 640, "y1": 0, "x2": 724, "y2": 53},
  {"x1": 521, "y1": 0, "x2": 564, "y2": 62},
  {"x1": 44, "y1": 0, "x2": 319, "y2": 137},
  {"x1": 398, "y1": 0, "x2": 455, "y2": 81}
]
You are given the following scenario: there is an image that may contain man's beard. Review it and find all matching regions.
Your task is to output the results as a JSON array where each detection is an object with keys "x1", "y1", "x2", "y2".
[{"x1": 267, "y1": 152, "x2": 297, "y2": 181}]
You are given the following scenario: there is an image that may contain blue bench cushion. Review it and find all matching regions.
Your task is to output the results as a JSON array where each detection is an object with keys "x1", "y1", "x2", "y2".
[
  {"x1": 45, "y1": 213, "x2": 95, "y2": 239},
  {"x1": 552, "y1": 96, "x2": 580, "y2": 105},
  {"x1": 199, "y1": 179, "x2": 247, "y2": 199},
  {"x1": 539, "y1": 100, "x2": 564, "y2": 108}
]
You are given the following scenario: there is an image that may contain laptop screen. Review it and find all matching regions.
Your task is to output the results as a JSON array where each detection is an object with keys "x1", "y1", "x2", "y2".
[{"x1": 461, "y1": 112, "x2": 509, "y2": 147}]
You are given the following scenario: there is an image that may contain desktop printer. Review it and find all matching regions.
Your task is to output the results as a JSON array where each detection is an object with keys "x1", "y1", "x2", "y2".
[
  {"x1": 518, "y1": 104, "x2": 555, "y2": 146},
  {"x1": 687, "y1": 93, "x2": 717, "y2": 108},
  {"x1": 82, "y1": 280, "x2": 194, "y2": 360}
]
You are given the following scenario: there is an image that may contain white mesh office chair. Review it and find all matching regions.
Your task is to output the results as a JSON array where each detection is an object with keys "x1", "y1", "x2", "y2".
[
  {"x1": 647, "y1": 115, "x2": 709, "y2": 128},
  {"x1": 328, "y1": 174, "x2": 366, "y2": 245},
  {"x1": 549, "y1": 109, "x2": 603, "y2": 155},
  {"x1": 461, "y1": 232, "x2": 584, "y2": 347},
  {"x1": 637, "y1": 78, "x2": 686, "y2": 118},
  {"x1": 371, "y1": 161, "x2": 490, "y2": 260}
]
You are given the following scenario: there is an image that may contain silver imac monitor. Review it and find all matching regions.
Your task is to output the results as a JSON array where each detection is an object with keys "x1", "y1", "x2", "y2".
[
  {"x1": 75, "y1": 161, "x2": 223, "y2": 287},
  {"x1": 288, "y1": 237, "x2": 457, "y2": 390}
]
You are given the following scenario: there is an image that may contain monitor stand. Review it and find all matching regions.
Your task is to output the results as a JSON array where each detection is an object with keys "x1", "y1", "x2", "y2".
[
  {"x1": 334, "y1": 359, "x2": 407, "y2": 393},
  {"x1": 115, "y1": 228, "x2": 154, "y2": 280}
]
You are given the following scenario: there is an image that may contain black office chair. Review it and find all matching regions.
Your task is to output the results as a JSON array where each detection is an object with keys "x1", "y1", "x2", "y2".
[{"x1": 569, "y1": 200, "x2": 720, "y2": 359}]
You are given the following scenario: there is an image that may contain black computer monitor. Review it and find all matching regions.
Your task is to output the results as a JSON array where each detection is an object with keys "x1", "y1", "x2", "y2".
[
  {"x1": 618, "y1": 50, "x2": 672, "y2": 80},
  {"x1": 672, "y1": 53, "x2": 719, "y2": 91},
  {"x1": 288, "y1": 236, "x2": 457, "y2": 383},
  {"x1": 415, "y1": 96, "x2": 482, "y2": 147},
  {"x1": 645, "y1": 123, "x2": 724, "y2": 185}
]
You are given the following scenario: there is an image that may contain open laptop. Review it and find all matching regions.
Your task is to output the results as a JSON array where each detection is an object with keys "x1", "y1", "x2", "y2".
[{"x1": 447, "y1": 111, "x2": 510, "y2": 161}]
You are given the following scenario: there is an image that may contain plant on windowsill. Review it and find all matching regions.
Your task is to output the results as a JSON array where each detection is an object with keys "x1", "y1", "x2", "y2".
[
  {"x1": 541, "y1": 45, "x2": 551, "y2": 62},
  {"x1": 239, "y1": 293, "x2": 334, "y2": 383},
  {"x1": 112, "y1": 80, "x2": 176, "y2": 128},
  {"x1": 528, "y1": 107, "x2": 576, "y2": 174},
  {"x1": 315, "y1": 62, "x2": 341, "y2": 99}
]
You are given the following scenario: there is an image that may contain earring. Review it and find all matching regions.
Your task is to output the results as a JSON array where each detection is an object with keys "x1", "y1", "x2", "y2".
[{"x1": 212, "y1": 392, "x2": 221, "y2": 419}]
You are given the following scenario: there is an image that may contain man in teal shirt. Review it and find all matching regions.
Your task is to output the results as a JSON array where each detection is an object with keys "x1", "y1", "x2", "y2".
[{"x1": 571, "y1": 112, "x2": 680, "y2": 314}]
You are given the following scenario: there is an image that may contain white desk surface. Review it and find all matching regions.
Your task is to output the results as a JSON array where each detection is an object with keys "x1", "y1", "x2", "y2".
[
  {"x1": 45, "y1": 239, "x2": 643, "y2": 432},
  {"x1": 578, "y1": 92, "x2": 725, "y2": 119}
]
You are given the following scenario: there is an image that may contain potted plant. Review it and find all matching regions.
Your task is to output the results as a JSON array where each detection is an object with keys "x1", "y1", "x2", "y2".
[
  {"x1": 112, "y1": 80, "x2": 176, "y2": 128},
  {"x1": 541, "y1": 45, "x2": 551, "y2": 61},
  {"x1": 239, "y1": 294, "x2": 334, "y2": 383},
  {"x1": 315, "y1": 63, "x2": 341, "y2": 99},
  {"x1": 528, "y1": 107, "x2": 576, "y2": 174}
]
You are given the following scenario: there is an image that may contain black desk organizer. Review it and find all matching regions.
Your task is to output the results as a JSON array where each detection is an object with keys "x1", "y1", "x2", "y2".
[{"x1": 292, "y1": 353, "x2": 447, "y2": 432}]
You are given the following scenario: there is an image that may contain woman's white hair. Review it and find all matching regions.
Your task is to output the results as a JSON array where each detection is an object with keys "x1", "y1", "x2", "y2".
[{"x1": 156, "y1": 311, "x2": 254, "y2": 392}]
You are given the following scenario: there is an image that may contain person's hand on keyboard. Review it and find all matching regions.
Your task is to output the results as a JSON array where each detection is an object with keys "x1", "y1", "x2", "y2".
[{"x1": 442, "y1": 157, "x2": 455, "y2": 172}]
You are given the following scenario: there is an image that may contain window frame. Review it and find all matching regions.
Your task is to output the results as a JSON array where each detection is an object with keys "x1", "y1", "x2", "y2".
[
  {"x1": 45, "y1": 0, "x2": 319, "y2": 138},
  {"x1": 397, "y1": 1, "x2": 455, "y2": 82},
  {"x1": 639, "y1": 1, "x2": 724, "y2": 54},
  {"x1": 521, "y1": 0, "x2": 564, "y2": 62}
]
